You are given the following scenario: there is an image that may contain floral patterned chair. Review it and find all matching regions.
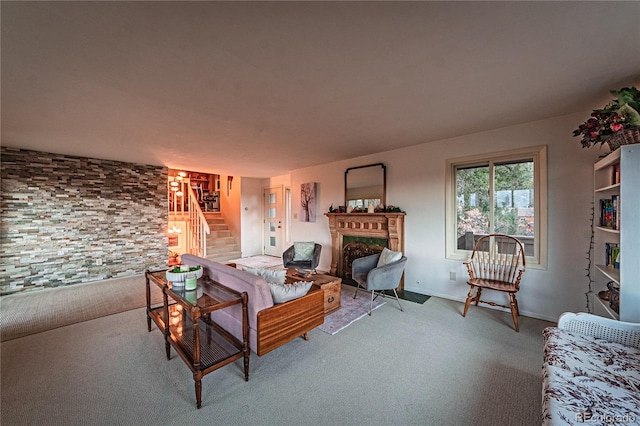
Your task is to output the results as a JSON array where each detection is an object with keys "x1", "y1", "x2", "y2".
[{"x1": 542, "y1": 312, "x2": 640, "y2": 425}]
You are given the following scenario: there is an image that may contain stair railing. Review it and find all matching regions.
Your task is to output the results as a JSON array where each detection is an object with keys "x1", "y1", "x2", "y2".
[{"x1": 186, "y1": 183, "x2": 210, "y2": 258}]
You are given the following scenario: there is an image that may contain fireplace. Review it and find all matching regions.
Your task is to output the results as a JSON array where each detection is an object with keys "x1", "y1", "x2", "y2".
[{"x1": 325, "y1": 212, "x2": 405, "y2": 289}]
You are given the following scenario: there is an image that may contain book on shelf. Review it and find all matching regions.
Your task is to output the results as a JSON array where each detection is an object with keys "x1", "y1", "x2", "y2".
[
  {"x1": 599, "y1": 198, "x2": 613, "y2": 228},
  {"x1": 611, "y1": 164, "x2": 620, "y2": 185},
  {"x1": 598, "y1": 196, "x2": 620, "y2": 230},
  {"x1": 605, "y1": 242, "x2": 620, "y2": 269},
  {"x1": 612, "y1": 194, "x2": 620, "y2": 230}
]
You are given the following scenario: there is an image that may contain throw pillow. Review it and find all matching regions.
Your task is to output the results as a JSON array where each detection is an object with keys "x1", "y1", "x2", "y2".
[
  {"x1": 268, "y1": 281, "x2": 313, "y2": 304},
  {"x1": 243, "y1": 267, "x2": 286, "y2": 285},
  {"x1": 293, "y1": 241, "x2": 315, "y2": 261},
  {"x1": 377, "y1": 247, "x2": 403, "y2": 267}
]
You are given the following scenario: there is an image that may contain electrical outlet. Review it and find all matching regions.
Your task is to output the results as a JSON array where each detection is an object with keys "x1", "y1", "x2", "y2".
[
  {"x1": 96, "y1": 259, "x2": 103, "y2": 266},
  {"x1": 449, "y1": 271, "x2": 456, "y2": 281}
]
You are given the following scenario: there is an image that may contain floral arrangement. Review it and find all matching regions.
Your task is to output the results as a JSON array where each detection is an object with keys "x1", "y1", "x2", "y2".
[{"x1": 573, "y1": 87, "x2": 640, "y2": 148}]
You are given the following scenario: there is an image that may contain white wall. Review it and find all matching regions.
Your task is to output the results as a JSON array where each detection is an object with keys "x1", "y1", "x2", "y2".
[
  {"x1": 240, "y1": 177, "x2": 264, "y2": 257},
  {"x1": 219, "y1": 174, "x2": 242, "y2": 245},
  {"x1": 257, "y1": 112, "x2": 604, "y2": 322}
]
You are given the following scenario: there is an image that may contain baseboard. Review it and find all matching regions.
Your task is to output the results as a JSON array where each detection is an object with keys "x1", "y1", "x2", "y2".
[{"x1": 424, "y1": 291, "x2": 558, "y2": 323}]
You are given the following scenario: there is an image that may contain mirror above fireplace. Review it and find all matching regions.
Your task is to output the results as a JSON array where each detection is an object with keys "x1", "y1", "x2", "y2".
[{"x1": 345, "y1": 163, "x2": 386, "y2": 209}]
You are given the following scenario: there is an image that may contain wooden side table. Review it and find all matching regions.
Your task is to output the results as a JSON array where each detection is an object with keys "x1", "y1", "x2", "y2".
[{"x1": 146, "y1": 269, "x2": 249, "y2": 408}]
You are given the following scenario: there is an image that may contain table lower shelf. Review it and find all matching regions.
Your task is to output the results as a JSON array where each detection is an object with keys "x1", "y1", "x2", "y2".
[{"x1": 149, "y1": 305, "x2": 244, "y2": 372}]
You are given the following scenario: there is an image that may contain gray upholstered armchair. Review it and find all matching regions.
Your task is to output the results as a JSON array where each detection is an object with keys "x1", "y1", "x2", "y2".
[
  {"x1": 282, "y1": 243, "x2": 322, "y2": 272},
  {"x1": 352, "y1": 252, "x2": 407, "y2": 315}
]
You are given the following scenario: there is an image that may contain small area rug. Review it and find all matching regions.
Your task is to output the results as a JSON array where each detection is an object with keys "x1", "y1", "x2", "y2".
[
  {"x1": 227, "y1": 255, "x2": 283, "y2": 270},
  {"x1": 318, "y1": 286, "x2": 386, "y2": 335}
]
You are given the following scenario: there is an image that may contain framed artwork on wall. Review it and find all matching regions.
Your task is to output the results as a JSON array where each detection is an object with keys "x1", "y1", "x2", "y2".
[{"x1": 300, "y1": 182, "x2": 317, "y2": 222}]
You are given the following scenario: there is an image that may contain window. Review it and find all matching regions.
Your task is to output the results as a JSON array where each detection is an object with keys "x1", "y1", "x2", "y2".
[{"x1": 445, "y1": 146, "x2": 547, "y2": 268}]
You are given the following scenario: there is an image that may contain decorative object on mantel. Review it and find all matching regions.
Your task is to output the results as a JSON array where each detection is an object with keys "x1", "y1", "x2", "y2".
[
  {"x1": 572, "y1": 87, "x2": 640, "y2": 151},
  {"x1": 165, "y1": 265, "x2": 203, "y2": 286},
  {"x1": 327, "y1": 204, "x2": 404, "y2": 213}
]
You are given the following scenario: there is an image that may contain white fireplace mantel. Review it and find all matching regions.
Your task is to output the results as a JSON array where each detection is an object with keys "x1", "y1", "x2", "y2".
[{"x1": 325, "y1": 212, "x2": 405, "y2": 286}]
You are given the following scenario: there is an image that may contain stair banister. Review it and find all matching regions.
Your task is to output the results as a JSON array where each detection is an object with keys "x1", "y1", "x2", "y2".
[{"x1": 186, "y1": 183, "x2": 210, "y2": 257}]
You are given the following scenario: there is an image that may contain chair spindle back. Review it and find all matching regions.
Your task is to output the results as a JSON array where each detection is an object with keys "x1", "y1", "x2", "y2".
[{"x1": 469, "y1": 234, "x2": 525, "y2": 287}]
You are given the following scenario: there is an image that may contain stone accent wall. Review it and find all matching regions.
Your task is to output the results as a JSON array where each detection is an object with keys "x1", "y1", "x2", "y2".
[{"x1": 0, "y1": 147, "x2": 168, "y2": 294}]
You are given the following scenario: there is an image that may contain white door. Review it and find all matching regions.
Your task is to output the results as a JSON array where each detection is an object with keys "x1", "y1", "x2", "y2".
[{"x1": 263, "y1": 187, "x2": 284, "y2": 257}]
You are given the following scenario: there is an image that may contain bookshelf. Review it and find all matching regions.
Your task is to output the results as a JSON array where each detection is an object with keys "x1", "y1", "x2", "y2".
[{"x1": 591, "y1": 145, "x2": 640, "y2": 322}]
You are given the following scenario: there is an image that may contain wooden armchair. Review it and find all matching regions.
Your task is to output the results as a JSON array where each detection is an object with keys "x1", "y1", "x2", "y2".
[{"x1": 463, "y1": 234, "x2": 525, "y2": 331}]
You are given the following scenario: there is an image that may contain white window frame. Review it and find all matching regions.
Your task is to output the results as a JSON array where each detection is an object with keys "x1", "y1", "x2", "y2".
[{"x1": 445, "y1": 145, "x2": 547, "y2": 269}]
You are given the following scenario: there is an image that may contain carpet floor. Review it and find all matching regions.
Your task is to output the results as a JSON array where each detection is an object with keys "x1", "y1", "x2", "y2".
[
  {"x1": 0, "y1": 274, "x2": 163, "y2": 342},
  {"x1": 0, "y1": 295, "x2": 553, "y2": 426},
  {"x1": 0, "y1": 274, "x2": 392, "y2": 340}
]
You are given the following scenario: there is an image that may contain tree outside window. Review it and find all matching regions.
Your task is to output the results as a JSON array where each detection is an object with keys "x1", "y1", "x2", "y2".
[{"x1": 446, "y1": 146, "x2": 546, "y2": 267}]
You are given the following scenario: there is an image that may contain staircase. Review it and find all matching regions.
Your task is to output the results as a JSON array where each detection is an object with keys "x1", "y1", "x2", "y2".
[{"x1": 203, "y1": 212, "x2": 241, "y2": 263}]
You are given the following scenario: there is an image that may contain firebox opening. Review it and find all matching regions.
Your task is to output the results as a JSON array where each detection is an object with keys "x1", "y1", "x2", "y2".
[{"x1": 341, "y1": 236, "x2": 388, "y2": 286}]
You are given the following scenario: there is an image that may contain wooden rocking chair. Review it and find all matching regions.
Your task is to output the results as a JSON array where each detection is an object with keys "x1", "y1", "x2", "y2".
[{"x1": 462, "y1": 234, "x2": 526, "y2": 331}]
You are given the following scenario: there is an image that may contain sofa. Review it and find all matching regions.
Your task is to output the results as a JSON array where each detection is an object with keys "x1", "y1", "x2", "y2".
[
  {"x1": 542, "y1": 312, "x2": 640, "y2": 425},
  {"x1": 181, "y1": 254, "x2": 324, "y2": 356}
]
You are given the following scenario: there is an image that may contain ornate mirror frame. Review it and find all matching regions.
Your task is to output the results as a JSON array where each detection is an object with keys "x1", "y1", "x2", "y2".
[{"x1": 344, "y1": 163, "x2": 386, "y2": 208}]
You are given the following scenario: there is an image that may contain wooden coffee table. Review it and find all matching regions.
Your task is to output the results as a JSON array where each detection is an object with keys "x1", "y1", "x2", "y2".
[{"x1": 286, "y1": 269, "x2": 342, "y2": 314}]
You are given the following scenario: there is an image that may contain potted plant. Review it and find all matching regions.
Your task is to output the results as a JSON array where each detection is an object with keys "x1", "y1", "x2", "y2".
[
  {"x1": 573, "y1": 87, "x2": 640, "y2": 150},
  {"x1": 165, "y1": 264, "x2": 203, "y2": 286}
]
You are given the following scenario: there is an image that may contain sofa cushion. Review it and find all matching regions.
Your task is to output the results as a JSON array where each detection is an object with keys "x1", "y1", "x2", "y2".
[
  {"x1": 268, "y1": 280, "x2": 313, "y2": 304},
  {"x1": 542, "y1": 363, "x2": 640, "y2": 425},
  {"x1": 244, "y1": 267, "x2": 286, "y2": 285},
  {"x1": 377, "y1": 247, "x2": 403, "y2": 267},
  {"x1": 543, "y1": 327, "x2": 640, "y2": 393},
  {"x1": 542, "y1": 326, "x2": 640, "y2": 425},
  {"x1": 293, "y1": 241, "x2": 315, "y2": 261}
]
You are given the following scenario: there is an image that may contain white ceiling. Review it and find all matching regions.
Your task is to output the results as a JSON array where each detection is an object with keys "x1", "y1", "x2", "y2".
[{"x1": 2, "y1": 1, "x2": 639, "y2": 177}]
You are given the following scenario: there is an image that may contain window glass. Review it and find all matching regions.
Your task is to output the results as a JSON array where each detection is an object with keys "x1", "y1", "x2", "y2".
[
  {"x1": 456, "y1": 165, "x2": 490, "y2": 244},
  {"x1": 494, "y1": 161, "x2": 534, "y2": 245},
  {"x1": 447, "y1": 146, "x2": 546, "y2": 267}
]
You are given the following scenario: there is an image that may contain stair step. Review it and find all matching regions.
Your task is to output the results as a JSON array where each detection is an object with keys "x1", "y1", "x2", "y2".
[
  {"x1": 206, "y1": 237, "x2": 238, "y2": 247},
  {"x1": 206, "y1": 218, "x2": 226, "y2": 225},
  {"x1": 208, "y1": 230, "x2": 232, "y2": 238},
  {"x1": 206, "y1": 251, "x2": 243, "y2": 263},
  {"x1": 206, "y1": 245, "x2": 239, "y2": 254},
  {"x1": 206, "y1": 244, "x2": 241, "y2": 255},
  {"x1": 210, "y1": 224, "x2": 229, "y2": 231},
  {"x1": 207, "y1": 240, "x2": 239, "y2": 249}
]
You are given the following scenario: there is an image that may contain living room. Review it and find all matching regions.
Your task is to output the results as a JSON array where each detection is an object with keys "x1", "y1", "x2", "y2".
[{"x1": 1, "y1": 2, "x2": 639, "y2": 425}]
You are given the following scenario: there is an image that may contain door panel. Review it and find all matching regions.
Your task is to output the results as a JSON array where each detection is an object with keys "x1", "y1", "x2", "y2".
[{"x1": 264, "y1": 187, "x2": 284, "y2": 256}]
